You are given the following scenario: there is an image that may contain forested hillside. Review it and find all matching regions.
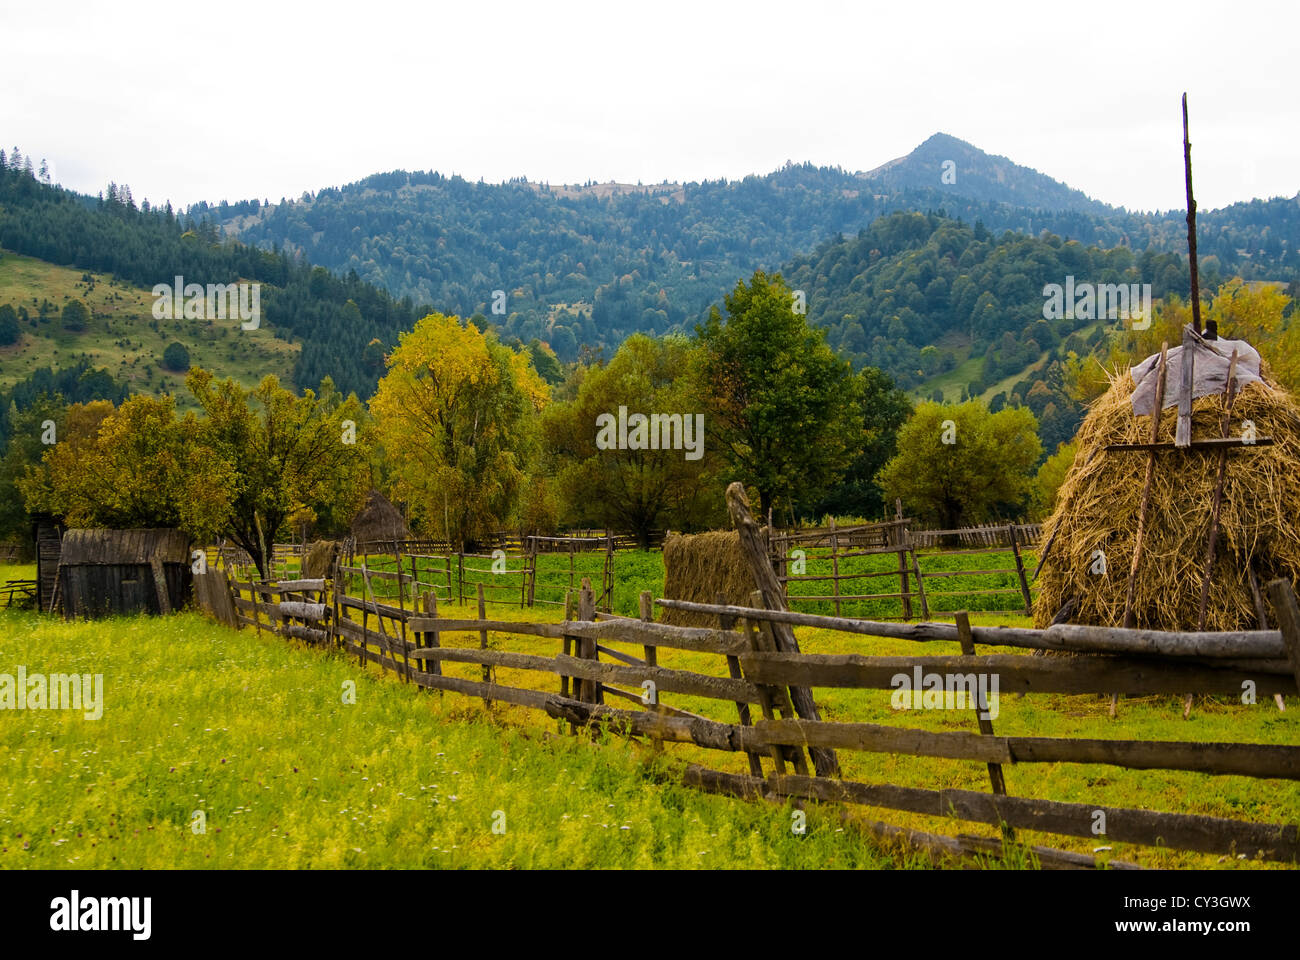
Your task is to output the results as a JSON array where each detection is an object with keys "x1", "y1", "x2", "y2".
[
  {"x1": 200, "y1": 134, "x2": 1300, "y2": 364},
  {"x1": 782, "y1": 211, "x2": 1195, "y2": 387},
  {"x1": 0, "y1": 157, "x2": 430, "y2": 399}
]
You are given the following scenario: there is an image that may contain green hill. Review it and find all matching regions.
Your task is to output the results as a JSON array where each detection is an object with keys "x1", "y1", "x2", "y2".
[
  {"x1": 780, "y1": 211, "x2": 1193, "y2": 390},
  {"x1": 0, "y1": 162, "x2": 432, "y2": 401},
  {"x1": 0, "y1": 250, "x2": 298, "y2": 407}
]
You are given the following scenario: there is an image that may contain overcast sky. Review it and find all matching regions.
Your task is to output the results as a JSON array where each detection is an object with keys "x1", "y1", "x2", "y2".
[{"x1": 3, "y1": 0, "x2": 1296, "y2": 213}]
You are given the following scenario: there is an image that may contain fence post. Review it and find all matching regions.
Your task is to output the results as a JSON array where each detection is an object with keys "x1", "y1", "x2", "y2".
[
  {"x1": 638, "y1": 590, "x2": 662, "y2": 753},
  {"x1": 718, "y1": 592, "x2": 764, "y2": 778},
  {"x1": 576, "y1": 578, "x2": 601, "y2": 705},
  {"x1": 745, "y1": 590, "x2": 805, "y2": 776},
  {"x1": 457, "y1": 551, "x2": 464, "y2": 606},
  {"x1": 250, "y1": 579, "x2": 263, "y2": 635},
  {"x1": 358, "y1": 566, "x2": 369, "y2": 669},
  {"x1": 955, "y1": 611, "x2": 1014, "y2": 840},
  {"x1": 423, "y1": 590, "x2": 442, "y2": 692},
  {"x1": 894, "y1": 499, "x2": 913, "y2": 622},
  {"x1": 559, "y1": 588, "x2": 575, "y2": 701},
  {"x1": 829, "y1": 516, "x2": 841, "y2": 618},
  {"x1": 526, "y1": 538, "x2": 537, "y2": 607},
  {"x1": 726, "y1": 482, "x2": 839, "y2": 778},
  {"x1": 1265, "y1": 580, "x2": 1300, "y2": 699},
  {"x1": 1008, "y1": 524, "x2": 1033, "y2": 617},
  {"x1": 604, "y1": 533, "x2": 614, "y2": 614},
  {"x1": 477, "y1": 583, "x2": 492, "y2": 704},
  {"x1": 395, "y1": 554, "x2": 412, "y2": 684}
]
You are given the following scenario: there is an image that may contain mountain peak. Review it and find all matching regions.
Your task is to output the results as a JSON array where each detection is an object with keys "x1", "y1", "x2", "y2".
[{"x1": 862, "y1": 133, "x2": 1109, "y2": 214}]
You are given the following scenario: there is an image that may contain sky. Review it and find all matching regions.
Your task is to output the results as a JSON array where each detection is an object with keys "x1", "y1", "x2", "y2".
[{"x1": 3, "y1": 0, "x2": 1297, "y2": 214}]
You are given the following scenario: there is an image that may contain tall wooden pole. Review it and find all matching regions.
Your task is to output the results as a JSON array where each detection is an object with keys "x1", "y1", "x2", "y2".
[
  {"x1": 1183, "y1": 93, "x2": 1202, "y2": 335},
  {"x1": 1123, "y1": 343, "x2": 1170, "y2": 629},
  {"x1": 726, "y1": 481, "x2": 840, "y2": 778}
]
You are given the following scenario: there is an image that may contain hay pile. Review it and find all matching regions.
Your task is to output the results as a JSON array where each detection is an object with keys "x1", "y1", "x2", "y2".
[
  {"x1": 302, "y1": 540, "x2": 340, "y2": 579},
  {"x1": 1035, "y1": 365, "x2": 1300, "y2": 632},
  {"x1": 350, "y1": 490, "x2": 410, "y2": 546},
  {"x1": 660, "y1": 531, "x2": 761, "y2": 627}
]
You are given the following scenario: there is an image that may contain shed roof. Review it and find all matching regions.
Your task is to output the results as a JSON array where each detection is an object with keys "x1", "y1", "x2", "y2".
[{"x1": 60, "y1": 528, "x2": 192, "y2": 565}]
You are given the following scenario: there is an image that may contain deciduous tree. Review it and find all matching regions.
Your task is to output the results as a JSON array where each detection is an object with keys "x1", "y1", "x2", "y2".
[
  {"x1": 877, "y1": 400, "x2": 1042, "y2": 529},
  {"x1": 695, "y1": 271, "x2": 859, "y2": 518},
  {"x1": 369, "y1": 313, "x2": 548, "y2": 548}
]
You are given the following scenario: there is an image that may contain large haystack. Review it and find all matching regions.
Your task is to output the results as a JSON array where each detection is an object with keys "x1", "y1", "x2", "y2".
[
  {"x1": 350, "y1": 490, "x2": 410, "y2": 547},
  {"x1": 1035, "y1": 347, "x2": 1300, "y2": 632},
  {"x1": 661, "y1": 530, "x2": 761, "y2": 627}
]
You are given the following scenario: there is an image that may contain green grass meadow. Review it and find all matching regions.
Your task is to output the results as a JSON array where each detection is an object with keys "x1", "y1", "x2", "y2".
[
  {"x1": 0, "y1": 608, "x2": 907, "y2": 869},
  {"x1": 3, "y1": 547, "x2": 1296, "y2": 870}
]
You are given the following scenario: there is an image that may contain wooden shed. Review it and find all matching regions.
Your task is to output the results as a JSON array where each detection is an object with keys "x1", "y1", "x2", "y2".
[{"x1": 57, "y1": 529, "x2": 193, "y2": 619}]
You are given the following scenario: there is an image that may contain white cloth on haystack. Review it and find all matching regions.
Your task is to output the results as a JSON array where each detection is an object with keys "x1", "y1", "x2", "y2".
[{"x1": 1129, "y1": 338, "x2": 1265, "y2": 416}]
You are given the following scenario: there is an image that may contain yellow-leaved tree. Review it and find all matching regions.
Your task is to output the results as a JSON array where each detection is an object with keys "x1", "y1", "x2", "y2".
[
  {"x1": 1063, "y1": 281, "x2": 1298, "y2": 405},
  {"x1": 20, "y1": 395, "x2": 234, "y2": 540},
  {"x1": 369, "y1": 313, "x2": 549, "y2": 547}
]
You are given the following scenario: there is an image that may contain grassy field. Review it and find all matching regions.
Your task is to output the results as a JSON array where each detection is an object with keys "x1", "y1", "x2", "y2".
[
  {"x1": 412, "y1": 602, "x2": 1296, "y2": 870},
  {"x1": 782, "y1": 547, "x2": 1038, "y2": 618},
  {"x1": 0, "y1": 249, "x2": 298, "y2": 406},
  {"x1": 347, "y1": 547, "x2": 1038, "y2": 620},
  {"x1": 0, "y1": 608, "x2": 906, "y2": 869},
  {"x1": 5, "y1": 550, "x2": 1296, "y2": 870},
  {"x1": 332, "y1": 550, "x2": 667, "y2": 618}
]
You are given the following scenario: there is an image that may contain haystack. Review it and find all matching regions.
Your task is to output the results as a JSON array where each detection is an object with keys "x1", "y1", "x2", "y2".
[
  {"x1": 350, "y1": 490, "x2": 410, "y2": 548},
  {"x1": 1035, "y1": 339, "x2": 1300, "y2": 632},
  {"x1": 660, "y1": 530, "x2": 761, "y2": 627},
  {"x1": 302, "y1": 540, "x2": 340, "y2": 579}
]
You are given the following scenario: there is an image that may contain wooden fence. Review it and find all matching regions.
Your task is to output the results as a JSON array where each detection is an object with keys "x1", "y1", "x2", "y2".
[
  {"x1": 0, "y1": 578, "x2": 36, "y2": 607},
  {"x1": 523, "y1": 536, "x2": 615, "y2": 611},
  {"x1": 769, "y1": 518, "x2": 1046, "y2": 620},
  {"x1": 193, "y1": 560, "x2": 1300, "y2": 869}
]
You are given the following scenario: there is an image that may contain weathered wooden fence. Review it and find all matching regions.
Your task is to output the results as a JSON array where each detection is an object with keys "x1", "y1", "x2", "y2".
[
  {"x1": 769, "y1": 516, "x2": 1045, "y2": 620},
  {"x1": 524, "y1": 535, "x2": 615, "y2": 612},
  {"x1": 196, "y1": 557, "x2": 1300, "y2": 869},
  {"x1": 0, "y1": 578, "x2": 36, "y2": 607}
]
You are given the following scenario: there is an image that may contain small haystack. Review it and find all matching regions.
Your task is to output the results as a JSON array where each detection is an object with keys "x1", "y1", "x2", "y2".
[
  {"x1": 302, "y1": 540, "x2": 340, "y2": 579},
  {"x1": 1035, "y1": 342, "x2": 1300, "y2": 632},
  {"x1": 350, "y1": 490, "x2": 410, "y2": 549},
  {"x1": 660, "y1": 530, "x2": 761, "y2": 627}
]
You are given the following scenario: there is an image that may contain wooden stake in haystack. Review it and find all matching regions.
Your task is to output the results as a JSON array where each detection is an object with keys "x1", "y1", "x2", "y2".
[{"x1": 1183, "y1": 92, "x2": 1203, "y2": 341}]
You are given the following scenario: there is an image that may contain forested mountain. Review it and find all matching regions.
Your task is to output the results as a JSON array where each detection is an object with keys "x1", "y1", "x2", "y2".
[
  {"x1": 0, "y1": 158, "x2": 430, "y2": 399},
  {"x1": 198, "y1": 134, "x2": 1300, "y2": 364},
  {"x1": 782, "y1": 211, "x2": 1197, "y2": 388}
]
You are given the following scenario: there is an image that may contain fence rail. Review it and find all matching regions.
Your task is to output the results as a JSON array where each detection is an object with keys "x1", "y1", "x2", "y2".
[{"x1": 190, "y1": 560, "x2": 1300, "y2": 869}]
